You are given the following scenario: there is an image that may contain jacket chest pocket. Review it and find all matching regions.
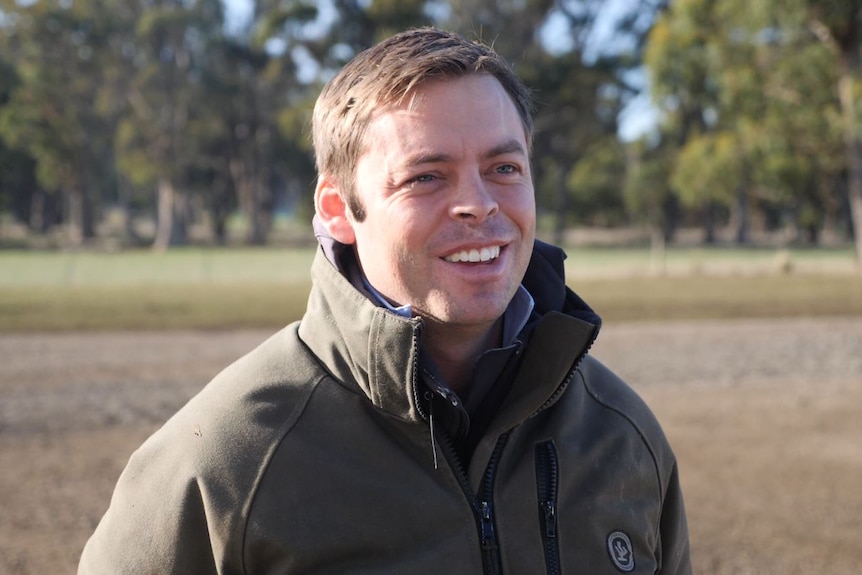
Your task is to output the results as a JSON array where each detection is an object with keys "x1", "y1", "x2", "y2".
[{"x1": 533, "y1": 439, "x2": 660, "y2": 574}]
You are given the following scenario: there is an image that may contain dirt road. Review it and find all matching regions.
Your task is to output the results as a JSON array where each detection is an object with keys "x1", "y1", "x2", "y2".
[{"x1": 1, "y1": 317, "x2": 861, "y2": 574}]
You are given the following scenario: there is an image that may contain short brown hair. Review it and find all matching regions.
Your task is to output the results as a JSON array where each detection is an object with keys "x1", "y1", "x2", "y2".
[{"x1": 312, "y1": 27, "x2": 534, "y2": 221}]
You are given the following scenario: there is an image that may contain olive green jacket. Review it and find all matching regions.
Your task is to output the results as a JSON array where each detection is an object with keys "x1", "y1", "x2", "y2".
[{"x1": 79, "y1": 242, "x2": 690, "y2": 574}]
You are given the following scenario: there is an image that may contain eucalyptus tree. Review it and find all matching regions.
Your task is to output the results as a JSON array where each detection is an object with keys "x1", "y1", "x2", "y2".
[
  {"x1": 623, "y1": 135, "x2": 678, "y2": 262},
  {"x1": 114, "y1": 0, "x2": 228, "y2": 249},
  {"x1": 0, "y1": 48, "x2": 34, "y2": 229},
  {"x1": 752, "y1": 11, "x2": 843, "y2": 244},
  {"x1": 0, "y1": 141, "x2": 40, "y2": 231},
  {"x1": 804, "y1": 0, "x2": 862, "y2": 263},
  {"x1": 645, "y1": 0, "x2": 728, "y2": 242},
  {"x1": 708, "y1": 0, "x2": 842, "y2": 244},
  {"x1": 195, "y1": 0, "x2": 319, "y2": 245},
  {"x1": 0, "y1": 0, "x2": 118, "y2": 244},
  {"x1": 647, "y1": 0, "x2": 847, "y2": 247}
]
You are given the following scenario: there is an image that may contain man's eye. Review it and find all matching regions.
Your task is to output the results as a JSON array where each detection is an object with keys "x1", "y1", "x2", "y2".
[
  {"x1": 496, "y1": 164, "x2": 517, "y2": 174},
  {"x1": 409, "y1": 174, "x2": 436, "y2": 184}
]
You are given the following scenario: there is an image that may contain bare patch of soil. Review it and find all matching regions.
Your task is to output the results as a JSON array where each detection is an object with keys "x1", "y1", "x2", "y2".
[{"x1": 1, "y1": 318, "x2": 861, "y2": 574}]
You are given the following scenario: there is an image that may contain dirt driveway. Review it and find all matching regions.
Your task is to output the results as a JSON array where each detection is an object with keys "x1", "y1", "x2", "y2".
[{"x1": 1, "y1": 317, "x2": 861, "y2": 574}]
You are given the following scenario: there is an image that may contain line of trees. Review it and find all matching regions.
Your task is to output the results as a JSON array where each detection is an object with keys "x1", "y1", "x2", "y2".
[
  {"x1": 642, "y1": 0, "x2": 862, "y2": 265},
  {"x1": 0, "y1": 0, "x2": 860, "y2": 264}
]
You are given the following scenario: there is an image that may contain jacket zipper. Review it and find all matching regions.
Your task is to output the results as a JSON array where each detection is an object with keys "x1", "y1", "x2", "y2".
[
  {"x1": 411, "y1": 324, "x2": 505, "y2": 574},
  {"x1": 435, "y1": 421, "x2": 509, "y2": 575},
  {"x1": 411, "y1": 323, "x2": 576, "y2": 574},
  {"x1": 535, "y1": 440, "x2": 561, "y2": 575},
  {"x1": 477, "y1": 435, "x2": 507, "y2": 575}
]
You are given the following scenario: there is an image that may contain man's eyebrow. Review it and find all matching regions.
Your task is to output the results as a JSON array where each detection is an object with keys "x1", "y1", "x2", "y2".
[
  {"x1": 485, "y1": 139, "x2": 527, "y2": 159},
  {"x1": 405, "y1": 140, "x2": 527, "y2": 167},
  {"x1": 406, "y1": 152, "x2": 452, "y2": 167}
]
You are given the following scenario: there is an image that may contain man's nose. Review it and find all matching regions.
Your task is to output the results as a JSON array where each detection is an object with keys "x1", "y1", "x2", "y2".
[{"x1": 449, "y1": 174, "x2": 499, "y2": 222}]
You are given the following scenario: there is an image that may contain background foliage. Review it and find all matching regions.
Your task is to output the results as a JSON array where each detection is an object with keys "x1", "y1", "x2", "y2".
[{"x1": 1, "y1": 0, "x2": 861, "y2": 265}]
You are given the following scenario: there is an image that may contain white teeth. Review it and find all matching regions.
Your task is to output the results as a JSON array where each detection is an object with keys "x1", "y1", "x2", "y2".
[{"x1": 444, "y1": 246, "x2": 500, "y2": 263}]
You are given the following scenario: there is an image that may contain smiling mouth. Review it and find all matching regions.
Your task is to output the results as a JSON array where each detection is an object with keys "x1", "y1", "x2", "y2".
[{"x1": 443, "y1": 245, "x2": 501, "y2": 263}]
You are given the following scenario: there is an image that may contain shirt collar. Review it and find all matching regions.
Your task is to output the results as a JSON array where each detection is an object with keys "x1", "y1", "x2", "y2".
[
  {"x1": 360, "y1": 274, "x2": 413, "y2": 317},
  {"x1": 363, "y1": 274, "x2": 534, "y2": 346}
]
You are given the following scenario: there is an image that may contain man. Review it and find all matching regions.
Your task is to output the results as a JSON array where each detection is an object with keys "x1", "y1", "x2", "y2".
[{"x1": 80, "y1": 28, "x2": 691, "y2": 574}]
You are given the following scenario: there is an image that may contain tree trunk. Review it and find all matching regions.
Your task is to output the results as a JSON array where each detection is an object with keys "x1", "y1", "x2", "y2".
[
  {"x1": 552, "y1": 166, "x2": 568, "y2": 247},
  {"x1": 30, "y1": 189, "x2": 45, "y2": 233},
  {"x1": 117, "y1": 178, "x2": 141, "y2": 246},
  {"x1": 250, "y1": 124, "x2": 273, "y2": 245},
  {"x1": 838, "y1": 55, "x2": 862, "y2": 269},
  {"x1": 650, "y1": 226, "x2": 667, "y2": 276},
  {"x1": 208, "y1": 176, "x2": 231, "y2": 246},
  {"x1": 152, "y1": 177, "x2": 188, "y2": 251},
  {"x1": 702, "y1": 202, "x2": 717, "y2": 244},
  {"x1": 661, "y1": 193, "x2": 679, "y2": 243},
  {"x1": 230, "y1": 156, "x2": 270, "y2": 246},
  {"x1": 67, "y1": 188, "x2": 84, "y2": 246},
  {"x1": 733, "y1": 185, "x2": 750, "y2": 245},
  {"x1": 247, "y1": 179, "x2": 271, "y2": 245},
  {"x1": 66, "y1": 187, "x2": 95, "y2": 246}
]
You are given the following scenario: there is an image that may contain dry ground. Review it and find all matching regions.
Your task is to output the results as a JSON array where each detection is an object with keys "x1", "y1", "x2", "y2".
[{"x1": 1, "y1": 317, "x2": 861, "y2": 574}]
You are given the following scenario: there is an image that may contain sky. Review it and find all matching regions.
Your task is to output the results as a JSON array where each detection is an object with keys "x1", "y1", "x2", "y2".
[{"x1": 221, "y1": 0, "x2": 253, "y2": 35}]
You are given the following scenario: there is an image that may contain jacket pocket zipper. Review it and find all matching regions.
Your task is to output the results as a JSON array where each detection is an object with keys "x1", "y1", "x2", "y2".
[
  {"x1": 535, "y1": 440, "x2": 561, "y2": 575},
  {"x1": 477, "y1": 435, "x2": 508, "y2": 575}
]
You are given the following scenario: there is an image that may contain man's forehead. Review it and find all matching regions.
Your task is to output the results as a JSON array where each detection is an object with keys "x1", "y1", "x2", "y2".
[{"x1": 370, "y1": 76, "x2": 527, "y2": 134}]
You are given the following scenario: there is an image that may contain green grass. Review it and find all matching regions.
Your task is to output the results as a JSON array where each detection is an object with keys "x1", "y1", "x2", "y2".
[
  {"x1": 0, "y1": 283, "x2": 312, "y2": 331},
  {"x1": 0, "y1": 247, "x2": 316, "y2": 286},
  {"x1": 0, "y1": 246, "x2": 860, "y2": 331},
  {"x1": 575, "y1": 274, "x2": 862, "y2": 323},
  {"x1": 563, "y1": 245, "x2": 858, "y2": 278}
]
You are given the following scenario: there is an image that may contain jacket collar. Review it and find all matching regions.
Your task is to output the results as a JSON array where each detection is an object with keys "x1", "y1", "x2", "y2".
[
  {"x1": 298, "y1": 248, "x2": 423, "y2": 422},
  {"x1": 298, "y1": 230, "x2": 601, "y2": 424}
]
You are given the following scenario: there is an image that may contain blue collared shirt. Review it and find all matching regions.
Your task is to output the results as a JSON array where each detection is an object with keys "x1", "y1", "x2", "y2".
[{"x1": 360, "y1": 275, "x2": 535, "y2": 348}]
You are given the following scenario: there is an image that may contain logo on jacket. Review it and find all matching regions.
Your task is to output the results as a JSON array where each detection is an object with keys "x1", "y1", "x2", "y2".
[{"x1": 607, "y1": 530, "x2": 635, "y2": 572}]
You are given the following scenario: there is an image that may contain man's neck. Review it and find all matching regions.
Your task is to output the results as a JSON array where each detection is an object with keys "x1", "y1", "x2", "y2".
[{"x1": 422, "y1": 318, "x2": 503, "y2": 395}]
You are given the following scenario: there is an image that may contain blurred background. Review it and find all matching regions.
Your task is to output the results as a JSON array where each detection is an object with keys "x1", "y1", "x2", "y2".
[
  {"x1": 1, "y1": 0, "x2": 861, "y2": 259},
  {"x1": 1, "y1": 1, "x2": 862, "y2": 574}
]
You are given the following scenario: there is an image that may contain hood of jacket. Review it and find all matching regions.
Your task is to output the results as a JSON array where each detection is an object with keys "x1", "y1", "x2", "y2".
[{"x1": 297, "y1": 237, "x2": 602, "y2": 426}]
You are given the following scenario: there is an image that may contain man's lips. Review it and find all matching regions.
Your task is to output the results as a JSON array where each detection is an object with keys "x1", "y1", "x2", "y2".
[{"x1": 443, "y1": 245, "x2": 501, "y2": 263}]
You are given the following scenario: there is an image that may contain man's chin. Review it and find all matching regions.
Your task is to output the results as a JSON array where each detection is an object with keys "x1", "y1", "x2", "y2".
[{"x1": 420, "y1": 302, "x2": 509, "y2": 330}]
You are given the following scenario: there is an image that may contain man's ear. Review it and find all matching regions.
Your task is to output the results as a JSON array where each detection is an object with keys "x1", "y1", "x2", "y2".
[{"x1": 314, "y1": 175, "x2": 356, "y2": 244}]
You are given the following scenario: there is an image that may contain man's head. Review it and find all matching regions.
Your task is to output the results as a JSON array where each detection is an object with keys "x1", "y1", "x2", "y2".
[
  {"x1": 312, "y1": 27, "x2": 534, "y2": 220},
  {"x1": 313, "y1": 28, "x2": 537, "y2": 339}
]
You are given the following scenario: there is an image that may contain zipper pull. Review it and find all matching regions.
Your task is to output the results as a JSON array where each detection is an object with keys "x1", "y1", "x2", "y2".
[
  {"x1": 425, "y1": 390, "x2": 439, "y2": 470},
  {"x1": 480, "y1": 501, "x2": 496, "y2": 545},
  {"x1": 542, "y1": 500, "x2": 557, "y2": 538}
]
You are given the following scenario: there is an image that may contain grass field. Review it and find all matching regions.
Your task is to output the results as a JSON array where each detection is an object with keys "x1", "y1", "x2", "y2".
[{"x1": 1, "y1": 246, "x2": 860, "y2": 331}]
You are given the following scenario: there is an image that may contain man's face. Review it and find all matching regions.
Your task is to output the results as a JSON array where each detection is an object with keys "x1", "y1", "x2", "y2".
[{"x1": 327, "y1": 74, "x2": 535, "y2": 332}]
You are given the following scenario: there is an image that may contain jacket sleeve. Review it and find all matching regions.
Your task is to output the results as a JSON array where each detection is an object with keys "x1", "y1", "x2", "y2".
[
  {"x1": 78, "y1": 435, "x2": 227, "y2": 575},
  {"x1": 657, "y1": 460, "x2": 692, "y2": 575}
]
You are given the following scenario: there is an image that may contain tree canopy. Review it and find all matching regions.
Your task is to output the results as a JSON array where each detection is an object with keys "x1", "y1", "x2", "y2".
[{"x1": 0, "y1": 0, "x2": 859, "y2": 262}]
